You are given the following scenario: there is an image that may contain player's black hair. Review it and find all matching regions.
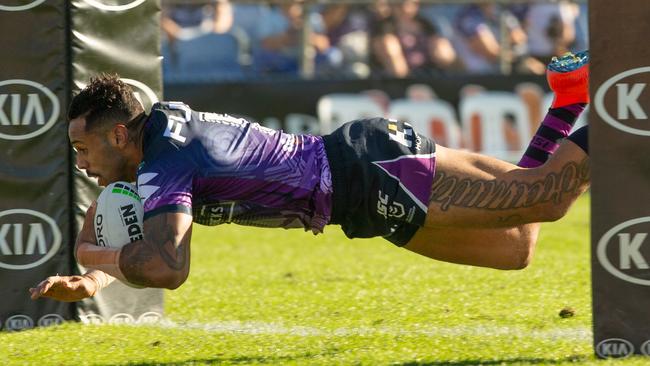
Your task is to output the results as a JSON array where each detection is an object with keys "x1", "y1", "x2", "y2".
[{"x1": 68, "y1": 74, "x2": 145, "y2": 136}]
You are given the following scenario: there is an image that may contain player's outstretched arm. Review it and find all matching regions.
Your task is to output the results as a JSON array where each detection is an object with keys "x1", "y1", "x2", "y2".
[
  {"x1": 118, "y1": 212, "x2": 193, "y2": 289},
  {"x1": 29, "y1": 270, "x2": 115, "y2": 302},
  {"x1": 31, "y1": 209, "x2": 192, "y2": 301},
  {"x1": 75, "y1": 209, "x2": 193, "y2": 290}
]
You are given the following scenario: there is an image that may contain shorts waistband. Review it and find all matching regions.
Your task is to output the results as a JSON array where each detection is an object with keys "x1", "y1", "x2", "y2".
[{"x1": 322, "y1": 133, "x2": 347, "y2": 225}]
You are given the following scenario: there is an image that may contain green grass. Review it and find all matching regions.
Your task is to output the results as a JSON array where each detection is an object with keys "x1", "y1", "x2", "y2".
[{"x1": 3, "y1": 194, "x2": 648, "y2": 365}]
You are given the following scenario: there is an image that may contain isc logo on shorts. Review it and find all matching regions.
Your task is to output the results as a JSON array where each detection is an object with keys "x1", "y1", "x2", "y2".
[{"x1": 387, "y1": 120, "x2": 419, "y2": 150}]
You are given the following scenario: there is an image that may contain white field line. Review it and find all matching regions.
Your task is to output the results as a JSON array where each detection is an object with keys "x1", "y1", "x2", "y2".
[{"x1": 146, "y1": 320, "x2": 591, "y2": 341}]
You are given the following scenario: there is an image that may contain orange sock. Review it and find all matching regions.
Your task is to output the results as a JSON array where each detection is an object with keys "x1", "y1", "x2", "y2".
[{"x1": 547, "y1": 64, "x2": 590, "y2": 108}]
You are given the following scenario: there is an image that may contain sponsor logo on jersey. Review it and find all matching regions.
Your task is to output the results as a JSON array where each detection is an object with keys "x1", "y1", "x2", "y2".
[
  {"x1": 0, "y1": 209, "x2": 62, "y2": 270},
  {"x1": 0, "y1": 79, "x2": 60, "y2": 140},
  {"x1": 199, "y1": 112, "x2": 275, "y2": 136},
  {"x1": 195, "y1": 202, "x2": 236, "y2": 226},
  {"x1": 162, "y1": 102, "x2": 192, "y2": 143},
  {"x1": 387, "y1": 120, "x2": 421, "y2": 150}
]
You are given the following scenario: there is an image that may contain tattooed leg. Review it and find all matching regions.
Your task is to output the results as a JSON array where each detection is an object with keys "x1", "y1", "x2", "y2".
[
  {"x1": 424, "y1": 139, "x2": 589, "y2": 229},
  {"x1": 402, "y1": 125, "x2": 588, "y2": 269}
]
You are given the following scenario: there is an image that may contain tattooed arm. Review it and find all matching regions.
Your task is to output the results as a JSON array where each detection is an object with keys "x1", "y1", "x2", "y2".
[
  {"x1": 118, "y1": 212, "x2": 193, "y2": 289},
  {"x1": 425, "y1": 139, "x2": 590, "y2": 228},
  {"x1": 31, "y1": 210, "x2": 192, "y2": 302},
  {"x1": 73, "y1": 211, "x2": 193, "y2": 290}
]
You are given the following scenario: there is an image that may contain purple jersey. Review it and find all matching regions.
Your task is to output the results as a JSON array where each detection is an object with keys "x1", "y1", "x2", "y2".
[{"x1": 137, "y1": 102, "x2": 332, "y2": 233}]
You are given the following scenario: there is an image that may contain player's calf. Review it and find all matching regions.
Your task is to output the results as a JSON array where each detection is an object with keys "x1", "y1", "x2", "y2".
[{"x1": 404, "y1": 223, "x2": 539, "y2": 271}]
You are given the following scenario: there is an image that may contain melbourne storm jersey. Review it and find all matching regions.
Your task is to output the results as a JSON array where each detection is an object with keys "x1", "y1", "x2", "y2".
[{"x1": 137, "y1": 102, "x2": 332, "y2": 233}]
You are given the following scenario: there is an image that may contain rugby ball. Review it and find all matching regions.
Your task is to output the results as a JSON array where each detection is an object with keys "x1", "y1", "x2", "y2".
[{"x1": 94, "y1": 181, "x2": 144, "y2": 248}]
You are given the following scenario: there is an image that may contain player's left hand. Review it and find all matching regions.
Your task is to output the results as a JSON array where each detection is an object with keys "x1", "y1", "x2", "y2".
[{"x1": 29, "y1": 274, "x2": 96, "y2": 302}]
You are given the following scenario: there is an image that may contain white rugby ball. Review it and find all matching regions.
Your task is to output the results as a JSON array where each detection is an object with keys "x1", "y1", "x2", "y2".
[{"x1": 94, "y1": 181, "x2": 144, "y2": 248}]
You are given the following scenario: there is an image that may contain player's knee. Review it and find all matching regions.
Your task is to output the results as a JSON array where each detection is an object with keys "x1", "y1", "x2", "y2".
[
  {"x1": 505, "y1": 226, "x2": 537, "y2": 270},
  {"x1": 512, "y1": 245, "x2": 533, "y2": 270},
  {"x1": 541, "y1": 203, "x2": 572, "y2": 223},
  {"x1": 506, "y1": 245, "x2": 533, "y2": 270}
]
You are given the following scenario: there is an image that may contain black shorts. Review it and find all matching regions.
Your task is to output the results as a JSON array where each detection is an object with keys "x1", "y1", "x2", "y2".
[{"x1": 322, "y1": 118, "x2": 437, "y2": 246}]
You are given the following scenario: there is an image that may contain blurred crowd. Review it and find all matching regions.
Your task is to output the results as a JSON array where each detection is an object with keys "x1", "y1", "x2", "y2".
[{"x1": 161, "y1": 0, "x2": 588, "y2": 81}]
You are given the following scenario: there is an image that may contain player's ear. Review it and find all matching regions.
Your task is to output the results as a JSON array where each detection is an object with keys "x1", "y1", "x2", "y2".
[{"x1": 111, "y1": 124, "x2": 130, "y2": 148}]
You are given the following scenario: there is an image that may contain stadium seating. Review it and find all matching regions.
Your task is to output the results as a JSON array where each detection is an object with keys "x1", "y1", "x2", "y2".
[
  {"x1": 387, "y1": 99, "x2": 462, "y2": 149},
  {"x1": 459, "y1": 91, "x2": 531, "y2": 161},
  {"x1": 163, "y1": 32, "x2": 245, "y2": 82},
  {"x1": 317, "y1": 93, "x2": 385, "y2": 134},
  {"x1": 285, "y1": 113, "x2": 321, "y2": 135}
]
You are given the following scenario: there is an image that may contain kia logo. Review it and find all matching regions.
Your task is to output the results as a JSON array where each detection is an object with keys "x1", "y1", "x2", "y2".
[
  {"x1": 137, "y1": 311, "x2": 163, "y2": 324},
  {"x1": 641, "y1": 340, "x2": 650, "y2": 356},
  {"x1": 0, "y1": 80, "x2": 60, "y2": 140},
  {"x1": 82, "y1": 0, "x2": 146, "y2": 12},
  {"x1": 0, "y1": 209, "x2": 62, "y2": 270},
  {"x1": 0, "y1": 0, "x2": 46, "y2": 11},
  {"x1": 38, "y1": 314, "x2": 64, "y2": 327},
  {"x1": 596, "y1": 338, "x2": 634, "y2": 358},
  {"x1": 4, "y1": 315, "x2": 34, "y2": 331},
  {"x1": 597, "y1": 217, "x2": 650, "y2": 286},
  {"x1": 109, "y1": 313, "x2": 135, "y2": 325},
  {"x1": 595, "y1": 67, "x2": 650, "y2": 136},
  {"x1": 80, "y1": 313, "x2": 105, "y2": 325}
]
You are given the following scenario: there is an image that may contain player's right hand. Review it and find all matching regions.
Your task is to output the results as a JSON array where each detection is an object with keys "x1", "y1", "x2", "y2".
[{"x1": 29, "y1": 274, "x2": 97, "y2": 302}]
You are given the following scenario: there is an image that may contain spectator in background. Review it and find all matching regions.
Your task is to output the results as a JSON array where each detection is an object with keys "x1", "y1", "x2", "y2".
[
  {"x1": 162, "y1": 0, "x2": 246, "y2": 82},
  {"x1": 161, "y1": 1, "x2": 234, "y2": 40},
  {"x1": 321, "y1": 4, "x2": 371, "y2": 78},
  {"x1": 370, "y1": 0, "x2": 457, "y2": 78},
  {"x1": 454, "y1": 4, "x2": 544, "y2": 74},
  {"x1": 526, "y1": 1, "x2": 580, "y2": 64},
  {"x1": 255, "y1": 1, "x2": 331, "y2": 75},
  {"x1": 210, "y1": 0, "x2": 234, "y2": 34},
  {"x1": 161, "y1": 2, "x2": 214, "y2": 42},
  {"x1": 161, "y1": 2, "x2": 211, "y2": 72}
]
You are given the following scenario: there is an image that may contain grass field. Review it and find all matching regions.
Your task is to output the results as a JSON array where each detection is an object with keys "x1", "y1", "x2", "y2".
[{"x1": 2, "y1": 194, "x2": 649, "y2": 365}]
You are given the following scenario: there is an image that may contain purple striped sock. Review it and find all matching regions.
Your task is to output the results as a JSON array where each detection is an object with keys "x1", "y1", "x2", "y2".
[{"x1": 518, "y1": 103, "x2": 586, "y2": 168}]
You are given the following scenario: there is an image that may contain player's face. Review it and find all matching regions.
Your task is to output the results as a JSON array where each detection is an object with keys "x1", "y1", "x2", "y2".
[{"x1": 69, "y1": 117, "x2": 132, "y2": 186}]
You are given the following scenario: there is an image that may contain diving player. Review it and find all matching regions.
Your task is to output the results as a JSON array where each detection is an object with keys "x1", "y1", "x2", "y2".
[{"x1": 30, "y1": 52, "x2": 590, "y2": 301}]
